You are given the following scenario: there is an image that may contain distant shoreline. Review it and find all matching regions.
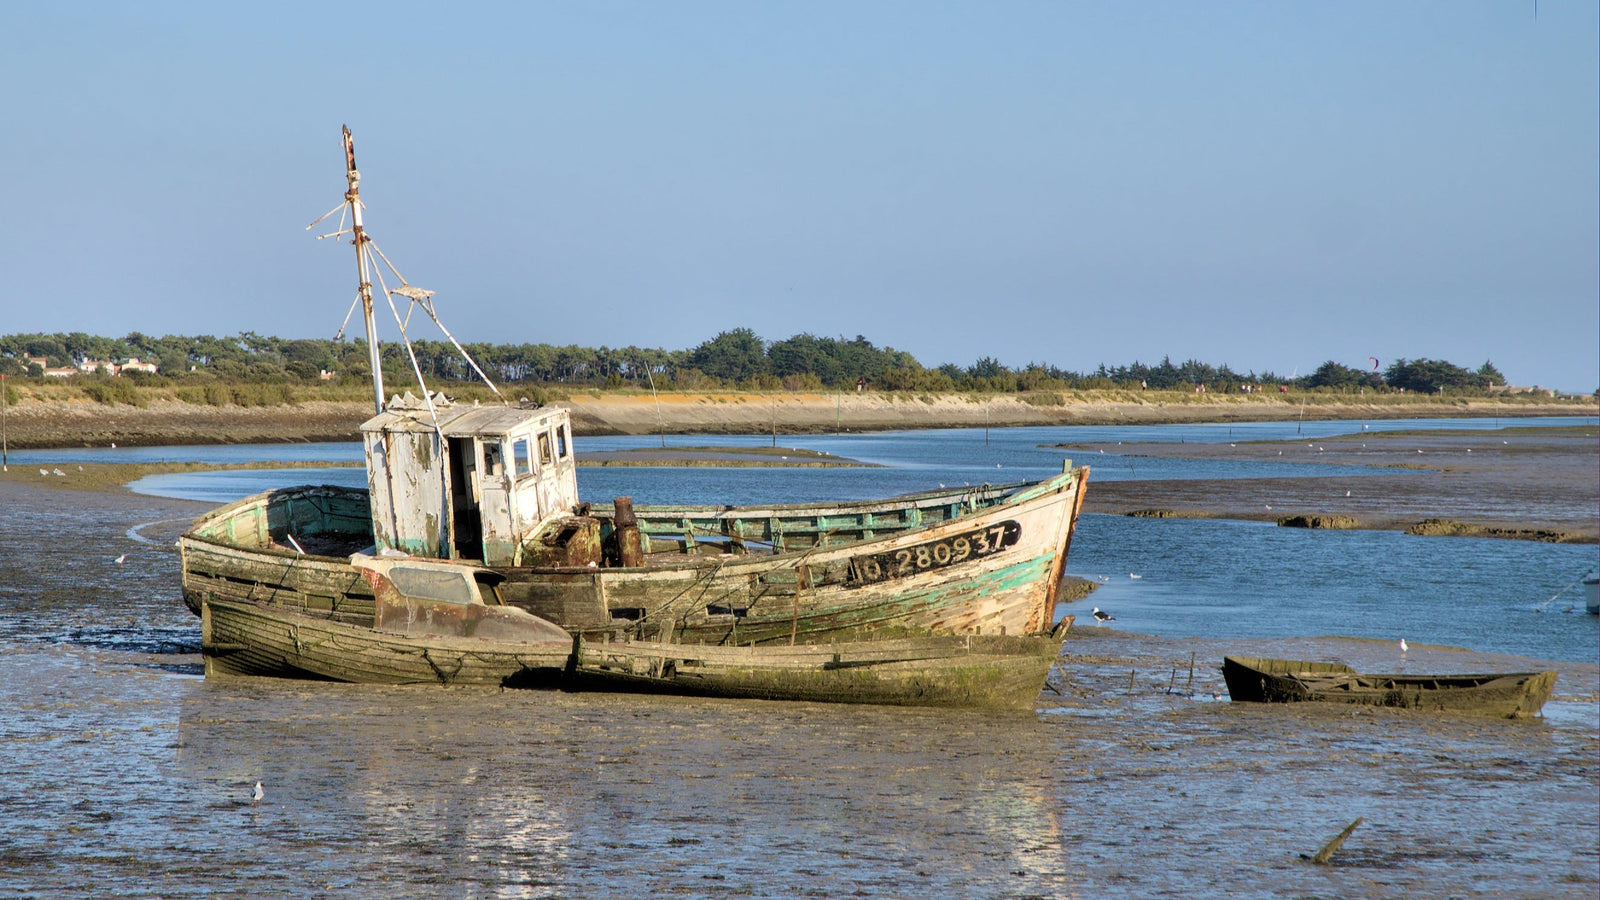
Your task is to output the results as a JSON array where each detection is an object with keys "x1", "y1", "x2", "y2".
[{"x1": 0, "y1": 391, "x2": 1591, "y2": 450}]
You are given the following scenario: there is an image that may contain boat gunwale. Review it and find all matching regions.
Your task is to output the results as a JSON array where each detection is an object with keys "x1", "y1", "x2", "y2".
[{"x1": 181, "y1": 469, "x2": 1087, "y2": 572}]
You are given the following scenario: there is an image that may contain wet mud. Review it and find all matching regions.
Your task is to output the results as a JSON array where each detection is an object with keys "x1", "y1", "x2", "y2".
[
  {"x1": 1073, "y1": 426, "x2": 1600, "y2": 541},
  {"x1": 1, "y1": 481, "x2": 1596, "y2": 898}
]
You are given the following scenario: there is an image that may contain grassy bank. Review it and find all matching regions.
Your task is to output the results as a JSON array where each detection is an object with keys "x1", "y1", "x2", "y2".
[{"x1": 0, "y1": 382, "x2": 1592, "y2": 449}]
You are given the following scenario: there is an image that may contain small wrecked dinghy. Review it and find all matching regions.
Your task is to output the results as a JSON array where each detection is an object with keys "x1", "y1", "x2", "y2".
[{"x1": 1221, "y1": 656, "x2": 1556, "y2": 719}]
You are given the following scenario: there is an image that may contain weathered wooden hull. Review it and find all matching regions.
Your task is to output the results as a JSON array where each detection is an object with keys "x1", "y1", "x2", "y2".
[
  {"x1": 1221, "y1": 656, "x2": 1557, "y2": 719},
  {"x1": 200, "y1": 594, "x2": 1069, "y2": 708},
  {"x1": 181, "y1": 468, "x2": 1088, "y2": 646},
  {"x1": 201, "y1": 595, "x2": 572, "y2": 685},
  {"x1": 571, "y1": 633, "x2": 1067, "y2": 710}
]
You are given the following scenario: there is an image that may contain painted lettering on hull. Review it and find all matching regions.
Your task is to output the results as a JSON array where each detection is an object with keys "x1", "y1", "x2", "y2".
[{"x1": 848, "y1": 521, "x2": 1022, "y2": 585}]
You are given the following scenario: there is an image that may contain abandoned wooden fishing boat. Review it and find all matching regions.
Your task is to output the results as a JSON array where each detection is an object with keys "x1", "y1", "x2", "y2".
[
  {"x1": 1221, "y1": 656, "x2": 1557, "y2": 719},
  {"x1": 204, "y1": 549, "x2": 1072, "y2": 707},
  {"x1": 179, "y1": 127, "x2": 1089, "y2": 705}
]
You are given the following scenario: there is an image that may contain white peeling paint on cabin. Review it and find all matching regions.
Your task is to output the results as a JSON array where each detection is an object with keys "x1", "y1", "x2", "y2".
[{"x1": 361, "y1": 393, "x2": 580, "y2": 565}]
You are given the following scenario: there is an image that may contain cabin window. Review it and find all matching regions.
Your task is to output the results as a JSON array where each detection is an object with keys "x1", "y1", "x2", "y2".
[
  {"x1": 484, "y1": 442, "x2": 505, "y2": 477},
  {"x1": 388, "y1": 566, "x2": 477, "y2": 605},
  {"x1": 512, "y1": 437, "x2": 533, "y2": 477},
  {"x1": 555, "y1": 426, "x2": 569, "y2": 459},
  {"x1": 538, "y1": 432, "x2": 554, "y2": 467}
]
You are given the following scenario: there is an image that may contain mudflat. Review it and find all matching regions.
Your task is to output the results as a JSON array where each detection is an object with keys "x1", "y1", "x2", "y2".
[{"x1": 1068, "y1": 426, "x2": 1599, "y2": 542}]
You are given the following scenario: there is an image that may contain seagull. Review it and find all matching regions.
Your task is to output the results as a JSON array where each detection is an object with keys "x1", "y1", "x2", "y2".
[
  {"x1": 39, "y1": 469, "x2": 48, "y2": 476},
  {"x1": 1265, "y1": 504, "x2": 1272, "y2": 510},
  {"x1": 1345, "y1": 490, "x2": 1351, "y2": 497},
  {"x1": 52, "y1": 468, "x2": 65, "y2": 476},
  {"x1": 1128, "y1": 573, "x2": 1142, "y2": 580},
  {"x1": 1399, "y1": 638, "x2": 1408, "y2": 653},
  {"x1": 1092, "y1": 607, "x2": 1115, "y2": 624},
  {"x1": 114, "y1": 554, "x2": 126, "y2": 564},
  {"x1": 109, "y1": 442, "x2": 115, "y2": 449},
  {"x1": 252, "y1": 781, "x2": 264, "y2": 805}
]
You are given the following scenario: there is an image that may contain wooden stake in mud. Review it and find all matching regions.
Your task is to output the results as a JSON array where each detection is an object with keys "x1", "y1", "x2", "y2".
[
  {"x1": 1128, "y1": 669, "x2": 1136, "y2": 694},
  {"x1": 1309, "y1": 817, "x2": 1364, "y2": 865},
  {"x1": 1187, "y1": 652, "x2": 1196, "y2": 695}
]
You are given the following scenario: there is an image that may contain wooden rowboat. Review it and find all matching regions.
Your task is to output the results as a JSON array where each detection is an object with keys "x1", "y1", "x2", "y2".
[{"x1": 1221, "y1": 656, "x2": 1557, "y2": 719}]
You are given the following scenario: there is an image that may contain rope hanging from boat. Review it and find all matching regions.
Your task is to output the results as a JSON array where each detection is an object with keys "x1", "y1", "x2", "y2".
[{"x1": 1534, "y1": 567, "x2": 1596, "y2": 612}]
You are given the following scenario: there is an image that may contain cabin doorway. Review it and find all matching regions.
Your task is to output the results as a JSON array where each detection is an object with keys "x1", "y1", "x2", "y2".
[{"x1": 447, "y1": 437, "x2": 484, "y2": 560}]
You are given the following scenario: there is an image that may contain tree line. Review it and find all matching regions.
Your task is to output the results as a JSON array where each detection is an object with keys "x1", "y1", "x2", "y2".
[{"x1": 0, "y1": 328, "x2": 1521, "y2": 396}]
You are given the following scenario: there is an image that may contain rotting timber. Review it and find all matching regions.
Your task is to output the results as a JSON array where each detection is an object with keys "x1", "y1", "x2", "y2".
[
  {"x1": 1221, "y1": 656, "x2": 1557, "y2": 719},
  {"x1": 178, "y1": 127, "x2": 1089, "y2": 708}
]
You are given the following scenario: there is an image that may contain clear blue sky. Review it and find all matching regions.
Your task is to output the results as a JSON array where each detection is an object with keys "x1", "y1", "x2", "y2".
[{"x1": 2, "y1": 2, "x2": 1595, "y2": 390}]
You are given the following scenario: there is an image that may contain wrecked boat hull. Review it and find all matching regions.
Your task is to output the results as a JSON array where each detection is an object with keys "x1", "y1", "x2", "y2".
[
  {"x1": 201, "y1": 595, "x2": 572, "y2": 686},
  {"x1": 181, "y1": 467, "x2": 1088, "y2": 646},
  {"x1": 1221, "y1": 656, "x2": 1557, "y2": 719},
  {"x1": 569, "y1": 632, "x2": 1069, "y2": 710},
  {"x1": 200, "y1": 594, "x2": 1069, "y2": 708}
]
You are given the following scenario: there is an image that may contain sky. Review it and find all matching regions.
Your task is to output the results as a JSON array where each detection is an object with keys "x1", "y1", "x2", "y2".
[{"x1": 2, "y1": 2, "x2": 1595, "y2": 391}]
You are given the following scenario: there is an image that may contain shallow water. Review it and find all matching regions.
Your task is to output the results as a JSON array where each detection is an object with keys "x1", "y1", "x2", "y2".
[{"x1": 2, "y1": 422, "x2": 1596, "y2": 898}]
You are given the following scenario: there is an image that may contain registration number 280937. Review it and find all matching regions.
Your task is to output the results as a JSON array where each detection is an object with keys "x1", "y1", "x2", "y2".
[{"x1": 849, "y1": 520, "x2": 1022, "y2": 585}]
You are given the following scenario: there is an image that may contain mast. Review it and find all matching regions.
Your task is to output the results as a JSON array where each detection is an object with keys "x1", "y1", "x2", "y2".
[{"x1": 343, "y1": 126, "x2": 386, "y2": 414}]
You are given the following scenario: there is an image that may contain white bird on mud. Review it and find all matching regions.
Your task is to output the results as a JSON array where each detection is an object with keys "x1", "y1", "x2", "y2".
[
  {"x1": 114, "y1": 554, "x2": 126, "y2": 564},
  {"x1": 1128, "y1": 573, "x2": 1142, "y2": 580},
  {"x1": 252, "y1": 781, "x2": 265, "y2": 805},
  {"x1": 1092, "y1": 607, "x2": 1116, "y2": 624},
  {"x1": 1400, "y1": 639, "x2": 1408, "y2": 653},
  {"x1": 38, "y1": 469, "x2": 47, "y2": 476},
  {"x1": 53, "y1": 468, "x2": 66, "y2": 476}
]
